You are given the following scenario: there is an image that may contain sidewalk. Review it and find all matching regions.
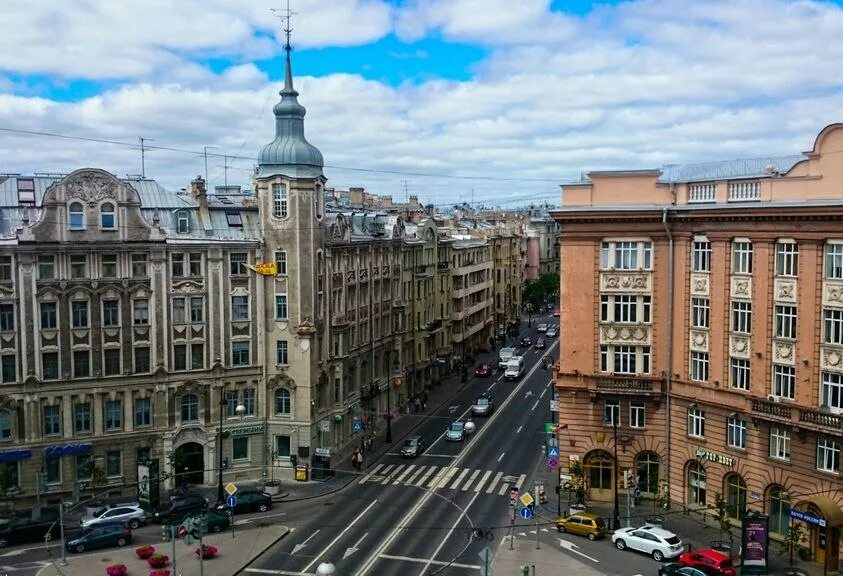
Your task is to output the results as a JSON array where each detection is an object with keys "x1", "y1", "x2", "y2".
[
  {"x1": 492, "y1": 531, "x2": 603, "y2": 576},
  {"x1": 36, "y1": 524, "x2": 290, "y2": 576}
]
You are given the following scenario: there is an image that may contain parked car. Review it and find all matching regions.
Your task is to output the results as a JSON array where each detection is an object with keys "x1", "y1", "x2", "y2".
[
  {"x1": 519, "y1": 336, "x2": 533, "y2": 347},
  {"x1": 445, "y1": 421, "x2": 466, "y2": 442},
  {"x1": 82, "y1": 505, "x2": 146, "y2": 529},
  {"x1": 555, "y1": 512, "x2": 606, "y2": 540},
  {"x1": 536, "y1": 323, "x2": 548, "y2": 333},
  {"x1": 553, "y1": 308, "x2": 560, "y2": 317},
  {"x1": 471, "y1": 394, "x2": 494, "y2": 417},
  {"x1": 400, "y1": 435, "x2": 426, "y2": 458},
  {"x1": 216, "y1": 490, "x2": 272, "y2": 515},
  {"x1": 474, "y1": 364, "x2": 492, "y2": 377},
  {"x1": 154, "y1": 493, "x2": 208, "y2": 523},
  {"x1": 66, "y1": 523, "x2": 132, "y2": 553},
  {"x1": 546, "y1": 326, "x2": 558, "y2": 337},
  {"x1": 181, "y1": 509, "x2": 230, "y2": 536},
  {"x1": 535, "y1": 337, "x2": 546, "y2": 349},
  {"x1": 612, "y1": 524, "x2": 684, "y2": 561},
  {"x1": 658, "y1": 564, "x2": 711, "y2": 576},
  {"x1": 0, "y1": 515, "x2": 60, "y2": 548},
  {"x1": 678, "y1": 549, "x2": 737, "y2": 576}
]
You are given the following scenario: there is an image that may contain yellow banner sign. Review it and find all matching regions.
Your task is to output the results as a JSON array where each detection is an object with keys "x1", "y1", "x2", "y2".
[{"x1": 246, "y1": 263, "x2": 277, "y2": 276}]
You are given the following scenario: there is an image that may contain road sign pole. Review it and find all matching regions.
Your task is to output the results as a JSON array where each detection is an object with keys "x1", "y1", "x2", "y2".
[
  {"x1": 171, "y1": 525, "x2": 178, "y2": 576},
  {"x1": 534, "y1": 483, "x2": 540, "y2": 550},
  {"x1": 509, "y1": 507, "x2": 515, "y2": 550},
  {"x1": 199, "y1": 532, "x2": 204, "y2": 576}
]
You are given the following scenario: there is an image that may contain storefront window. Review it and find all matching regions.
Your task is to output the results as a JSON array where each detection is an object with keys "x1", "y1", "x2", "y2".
[
  {"x1": 585, "y1": 451, "x2": 613, "y2": 490},
  {"x1": 768, "y1": 485, "x2": 791, "y2": 535},
  {"x1": 636, "y1": 452, "x2": 660, "y2": 496},
  {"x1": 725, "y1": 473, "x2": 747, "y2": 520},
  {"x1": 688, "y1": 462, "x2": 707, "y2": 506}
]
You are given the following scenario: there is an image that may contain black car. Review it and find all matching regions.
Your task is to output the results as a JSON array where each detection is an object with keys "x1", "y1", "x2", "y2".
[
  {"x1": 66, "y1": 523, "x2": 132, "y2": 553},
  {"x1": 216, "y1": 490, "x2": 272, "y2": 515},
  {"x1": 153, "y1": 493, "x2": 208, "y2": 523},
  {"x1": 399, "y1": 435, "x2": 426, "y2": 458},
  {"x1": 658, "y1": 564, "x2": 713, "y2": 576},
  {"x1": 520, "y1": 336, "x2": 533, "y2": 347},
  {"x1": 0, "y1": 514, "x2": 59, "y2": 548}
]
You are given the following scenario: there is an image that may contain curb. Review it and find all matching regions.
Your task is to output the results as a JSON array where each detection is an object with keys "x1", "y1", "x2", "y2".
[{"x1": 233, "y1": 525, "x2": 292, "y2": 575}]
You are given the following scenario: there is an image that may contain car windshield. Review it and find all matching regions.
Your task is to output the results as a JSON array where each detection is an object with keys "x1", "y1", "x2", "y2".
[
  {"x1": 475, "y1": 398, "x2": 489, "y2": 406},
  {"x1": 595, "y1": 518, "x2": 606, "y2": 528},
  {"x1": 449, "y1": 423, "x2": 463, "y2": 432},
  {"x1": 403, "y1": 439, "x2": 418, "y2": 447},
  {"x1": 665, "y1": 536, "x2": 681, "y2": 545}
]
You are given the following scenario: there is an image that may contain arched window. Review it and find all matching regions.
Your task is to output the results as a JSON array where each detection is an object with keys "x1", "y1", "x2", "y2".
[
  {"x1": 181, "y1": 394, "x2": 199, "y2": 422},
  {"x1": 100, "y1": 202, "x2": 116, "y2": 229},
  {"x1": 768, "y1": 485, "x2": 791, "y2": 535},
  {"x1": 725, "y1": 473, "x2": 747, "y2": 519},
  {"x1": 69, "y1": 202, "x2": 84, "y2": 230},
  {"x1": 0, "y1": 410, "x2": 11, "y2": 441},
  {"x1": 636, "y1": 452, "x2": 660, "y2": 496},
  {"x1": 688, "y1": 462, "x2": 707, "y2": 506},
  {"x1": 584, "y1": 450, "x2": 613, "y2": 490},
  {"x1": 274, "y1": 389, "x2": 291, "y2": 416}
]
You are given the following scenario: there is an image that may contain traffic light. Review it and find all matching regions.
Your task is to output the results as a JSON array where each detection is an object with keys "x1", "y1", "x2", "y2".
[
  {"x1": 622, "y1": 469, "x2": 632, "y2": 489},
  {"x1": 161, "y1": 525, "x2": 171, "y2": 542},
  {"x1": 195, "y1": 515, "x2": 208, "y2": 536}
]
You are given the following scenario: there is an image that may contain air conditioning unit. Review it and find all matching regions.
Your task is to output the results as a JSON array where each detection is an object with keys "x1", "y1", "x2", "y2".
[{"x1": 768, "y1": 395, "x2": 781, "y2": 403}]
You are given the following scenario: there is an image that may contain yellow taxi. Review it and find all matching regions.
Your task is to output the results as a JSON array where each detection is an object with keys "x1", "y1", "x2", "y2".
[{"x1": 556, "y1": 512, "x2": 607, "y2": 540}]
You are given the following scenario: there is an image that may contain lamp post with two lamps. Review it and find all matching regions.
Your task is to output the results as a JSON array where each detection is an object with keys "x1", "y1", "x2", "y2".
[{"x1": 217, "y1": 396, "x2": 246, "y2": 504}]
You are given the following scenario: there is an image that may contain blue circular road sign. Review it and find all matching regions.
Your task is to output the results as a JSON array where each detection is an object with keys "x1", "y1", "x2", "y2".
[
  {"x1": 519, "y1": 507, "x2": 534, "y2": 520},
  {"x1": 226, "y1": 495, "x2": 237, "y2": 508}
]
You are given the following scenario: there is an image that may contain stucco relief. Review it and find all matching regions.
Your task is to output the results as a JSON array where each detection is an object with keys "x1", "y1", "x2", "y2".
[
  {"x1": 65, "y1": 172, "x2": 118, "y2": 206},
  {"x1": 600, "y1": 273, "x2": 651, "y2": 293},
  {"x1": 731, "y1": 277, "x2": 752, "y2": 299},
  {"x1": 268, "y1": 373, "x2": 296, "y2": 390},
  {"x1": 690, "y1": 273, "x2": 709, "y2": 296},
  {"x1": 821, "y1": 346, "x2": 843, "y2": 373},
  {"x1": 823, "y1": 281, "x2": 843, "y2": 308},
  {"x1": 172, "y1": 281, "x2": 204, "y2": 294},
  {"x1": 774, "y1": 278, "x2": 797, "y2": 303},
  {"x1": 0, "y1": 285, "x2": 14, "y2": 298},
  {"x1": 730, "y1": 335, "x2": 750, "y2": 359},
  {"x1": 689, "y1": 330, "x2": 709, "y2": 352},
  {"x1": 599, "y1": 325, "x2": 650, "y2": 345},
  {"x1": 772, "y1": 340, "x2": 795, "y2": 366}
]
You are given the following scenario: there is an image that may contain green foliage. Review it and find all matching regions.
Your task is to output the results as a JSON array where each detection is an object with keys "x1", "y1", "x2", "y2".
[
  {"x1": 712, "y1": 492, "x2": 734, "y2": 543},
  {"x1": 523, "y1": 273, "x2": 560, "y2": 311},
  {"x1": 779, "y1": 521, "x2": 805, "y2": 566}
]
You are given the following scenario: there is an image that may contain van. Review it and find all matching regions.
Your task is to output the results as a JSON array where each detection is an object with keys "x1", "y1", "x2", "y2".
[
  {"x1": 504, "y1": 356, "x2": 525, "y2": 380},
  {"x1": 498, "y1": 347, "x2": 516, "y2": 370}
]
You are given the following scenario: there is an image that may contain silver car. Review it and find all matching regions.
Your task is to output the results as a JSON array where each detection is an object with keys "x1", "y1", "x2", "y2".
[
  {"x1": 471, "y1": 396, "x2": 494, "y2": 416},
  {"x1": 546, "y1": 326, "x2": 558, "y2": 337},
  {"x1": 81, "y1": 505, "x2": 146, "y2": 529},
  {"x1": 445, "y1": 422, "x2": 465, "y2": 442}
]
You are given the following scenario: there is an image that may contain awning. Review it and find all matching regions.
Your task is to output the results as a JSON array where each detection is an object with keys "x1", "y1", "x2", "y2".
[
  {"x1": 794, "y1": 495, "x2": 843, "y2": 528},
  {"x1": 0, "y1": 449, "x2": 33, "y2": 463}
]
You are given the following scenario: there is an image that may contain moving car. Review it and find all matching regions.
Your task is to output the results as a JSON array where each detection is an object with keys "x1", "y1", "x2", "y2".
[
  {"x1": 519, "y1": 336, "x2": 533, "y2": 347},
  {"x1": 546, "y1": 326, "x2": 558, "y2": 337},
  {"x1": 180, "y1": 509, "x2": 230, "y2": 537},
  {"x1": 66, "y1": 523, "x2": 132, "y2": 553},
  {"x1": 82, "y1": 505, "x2": 146, "y2": 529},
  {"x1": 535, "y1": 337, "x2": 546, "y2": 350},
  {"x1": 474, "y1": 364, "x2": 492, "y2": 377},
  {"x1": 0, "y1": 515, "x2": 59, "y2": 548},
  {"x1": 216, "y1": 490, "x2": 272, "y2": 515},
  {"x1": 555, "y1": 512, "x2": 606, "y2": 540},
  {"x1": 445, "y1": 421, "x2": 466, "y2": 442},
  {"x1": 504, "y1": 356, "x2": 525, "y2": 380},
  {"x1": 678, "y1": 549, "x2": 737, "y2": 576},
  {"x1": 658, "y1": 564, "x2": 711, "y2": 576},
  {"x1": 553, "y1": 308, "x2": 560, "y2": 317},
  {"x1": 612, "y1": 524, "x2": 684, "y2": 561},
  {"x1": 400, "y1": 435, "x2": 426, "y2": 457},
  {"x1": 153, "y1": 493, "x2": 208, "y2": 524},
  {"x1": 536, "y1": 323, "x2": 548, "y2": 333},
  {"x1": 471, "y1": 394, "x2": 494, "y2": 417}
]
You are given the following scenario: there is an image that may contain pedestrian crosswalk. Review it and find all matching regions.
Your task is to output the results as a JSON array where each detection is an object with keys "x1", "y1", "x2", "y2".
[{"x1": 359, "y1": 463, "x2": 526, "y2": 495}]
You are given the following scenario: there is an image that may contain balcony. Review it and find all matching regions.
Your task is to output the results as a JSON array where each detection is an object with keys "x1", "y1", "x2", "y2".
[
  {"x1": 415, "y1": 264, "x2": 431, "y2": 277},
  {"x1": 729, "y1": 181, "x2": 760, "y2": 202},
  {"x1": 393, "y1": 299, "x2": 407, "y2": 309},
  {"x1": 586, "y1": 375, "x2": 662, "y2": 399},
  {"x1": 331, "y1": 314, "x2": 352, "y2": 329},
  {"x1": 425, "y1": 319, "x2": 443, "y2": 333},
  {"x1": 437, "y1": 261, "x2": 450, "y2": 272},
  {"x1": 750, "y1": 398, "x2": 792, "y2": 420},
  {"x1": 799, "y1": 407, "x2": 842, "y2": 431}
]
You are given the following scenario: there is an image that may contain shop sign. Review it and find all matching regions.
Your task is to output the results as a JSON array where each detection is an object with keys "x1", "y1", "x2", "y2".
[
  {"x1": 789, "y1": 509, "x2": 827, "y2": 527},
  {"x1": 44, "y1": 443, "x2": 92, "y2": 457},
  {"x1": 314, "y1": 447, "x2": 331, "y2": 457},
  {"x1": 694, "y1": 448, "x2": 734, "y2": 466},
  {"x1": 225, "y1": 424, "x2": 264, "y2": 437},
  {"x1": 0, "y1": 449, "x2": 32, "y2": 463}
]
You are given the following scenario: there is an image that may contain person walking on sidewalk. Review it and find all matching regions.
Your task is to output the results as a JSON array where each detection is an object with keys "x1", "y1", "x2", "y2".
[
  {"x1": 351, "y1": 450, "x2": 359, "y2": 472},
  {"x1": 356, "y1": 449, "x2": 365, "y2": 470}
]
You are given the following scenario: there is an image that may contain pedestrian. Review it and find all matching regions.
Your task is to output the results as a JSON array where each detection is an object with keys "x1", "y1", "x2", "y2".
[
  {"x1": 414, "y1": 396, "x2": 421, "y2": 413},
  {"x1": 360, "y1": 437, "x2": 366, "y2": 454},
  {"x1": 357, "y1": 449, "x2": 365, "y2": 470},
  {"x1": 421, "y1": 390, "x2": 428, "y2": 410},
  {"x1": 351, "y1": 450, "x2": 359, "y2": 472}
]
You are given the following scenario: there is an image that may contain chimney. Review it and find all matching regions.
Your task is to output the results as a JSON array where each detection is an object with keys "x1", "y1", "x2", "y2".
[
  {"x1": 191, "y1": 176, "x2": 207, "y2": 200},
  {"x1": 409, "y1": 195, "x2": 419, "y2": 207}
]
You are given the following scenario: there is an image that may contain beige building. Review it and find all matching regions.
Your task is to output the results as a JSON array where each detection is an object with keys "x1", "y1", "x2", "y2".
[{"x1": 449, "y1": 236, "x2": 494, "y2": 359}]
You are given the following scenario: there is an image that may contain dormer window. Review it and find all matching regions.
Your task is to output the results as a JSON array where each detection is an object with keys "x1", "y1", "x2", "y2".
[
  {"x1": 69, "y1": 202, "x2": 85, "y2": 230},
  {"x1": 16, "y1": 179, "x2": 35, "y2": 203},
  {"x1": 100, "y1": 202, "x2": 116, "y2": 229},
  {"x1": 176, "y1": 211, "x2": 190, "y2": 234},
  {"x1": 226, "y1": 211, "x2": 243, "y2": 227}
]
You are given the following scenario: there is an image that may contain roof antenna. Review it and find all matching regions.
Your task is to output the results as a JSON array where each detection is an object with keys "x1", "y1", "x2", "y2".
[{"x1": 271, "y1": 0, "x2": 297, "y2": 56}]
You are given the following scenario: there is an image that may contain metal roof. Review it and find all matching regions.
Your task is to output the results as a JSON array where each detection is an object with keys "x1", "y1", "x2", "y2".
[{"x1": 658, "y1": 155, "x2": 806, "y2": 183}]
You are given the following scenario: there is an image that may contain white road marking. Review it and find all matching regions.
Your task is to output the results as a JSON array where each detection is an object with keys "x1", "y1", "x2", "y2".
[
  {"x1": 531, "y1": 399, "x2": 539, "y2": 411},
  {"x1": 378, "y1": 554, "x2": 481, "y2": 569},
  {"x1": 497, "y1": 451, "x2": 505, "y2": 462},
  {"x1": 244, "y1": 569, "x2": 307, "y2": 576},
  {"x1": 421, "y1": 453, "x2": 457, "y2": 458},
  {"x1": 516, "y1": 473, "x2": 526, "y2": 489},
  {"x1": 450, "y1": 468, "x2": 470, "y2": 489},
  {"x1": 516, "y1": 425, "x2": 523, "y2": 433},
  {"x1": 461, "y1": 469, "x2": 480, "y2": 491},
  {"x1": 291, "y1": 529, "x2": 320, "y2": 555},
  {"x1": 415, "y1": 466, "x2": 437, "y2": 487},
  {"x1": 539, "y1": 387, "x2": 547, "y2": 399},
  {"x1": 488, "y1": 471, "x2": 504, "y2": 494},
  {"x1": 406, "y1": 465, "x2": 427, "y2": 485},
  {"x1": 475, "y1": 470, "x2": 492, "y2": 492},
  {"x1": 382, "y1": 464, "x2": 404, "y2": 484},
  {"x1": 301, "y1": 500, "x2": 378, "y2": 572},
  {"x1": 234, "y1": 511, "x2": 287, "y2": 525},
  {"x1": 343, "y1": 531, "x2": 369, "y2": 560},
  {"x1": 437, "y1": 467, "x2": 459, "y2": 489},
  {"x1": 558, "y1": 537, "x2": 600, "y2": 563},
  {"x1": 426, "y1": 467, "x2": 448, "y2": 488},
  {"x1": 359, "y1": 464, "x2": 384, "y2": 484},
  {"x1": 395, "y1": 464, "x2": 416, "y2": 484}
]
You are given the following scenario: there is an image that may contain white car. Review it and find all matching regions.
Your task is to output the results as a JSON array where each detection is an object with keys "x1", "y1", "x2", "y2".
[
  {"x1": 612, "y1": 525, "x2": 684, "y2": 561},
  {"x1": 546, "y1": 326, "x2": 558, "y2": 338},
  {"x1": 536, "y1": 323, "x2": 548, "y2": 333},
  {"x1": 81, "y1": 505, "x2": 146, "y2": 529}
]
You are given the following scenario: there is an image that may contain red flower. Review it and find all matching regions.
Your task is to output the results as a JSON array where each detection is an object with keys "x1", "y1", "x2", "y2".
[{"x1": 135, "y1": 545, "x2": 156, "y2": 559}]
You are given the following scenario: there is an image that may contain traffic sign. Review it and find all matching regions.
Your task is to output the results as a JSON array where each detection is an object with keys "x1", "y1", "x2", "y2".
[
  {"x1": 547, "y1": 457, "x2": 558, "y2": 470},
  {"x1": 226, "y1": 495, "x2": 238, "y2": 508},
  {"x1": 353, "y1": 419, "x2": 363, "y2": 433},
  {"x1": 519, "y1": 492, "x2": 534, "y2": 507},
  {"x1": 509, "y1": 486, "x2": 519, "y2": 507},
  {"x1": 225, "y1": 482, "x2": 238, "y2": 496},
  {"x1": 546, "y1": 445, "x2": 559, "y2": 459},
  {"x1": 634, "y1": 486, "x2": 641, "y2": 498},
  {"x1": 519, "y1": 507, "x2": 534, "y2": 520},
  {"x1": 544, "y1": 423, "x2": 556, "y2": 435}
]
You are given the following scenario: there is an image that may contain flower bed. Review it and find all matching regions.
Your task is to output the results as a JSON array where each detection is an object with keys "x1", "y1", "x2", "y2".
[
  {"x1": 195, "y1": 544, "x2": 218, "y2": 559},
  {"x1": 146, "y1": 553, "x2": 169, "y2": 569},
  {"x1": 135, "y1": 545, "x2": 156, "y2": 559},
  {"x1": 106, "y1": 564, "x2": 127, "y2": 576},
  {"x1": 149, "y1": 570, "x2": 171, "y2": 576}
]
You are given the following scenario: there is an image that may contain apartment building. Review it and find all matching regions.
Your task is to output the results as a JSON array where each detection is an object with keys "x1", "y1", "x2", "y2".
[
  {"x1": 552, "y1": 124, "x2": 843, "y2": 569},
  {"x1": 450, "y1": 237, "x2": 494, "y2": 359}
]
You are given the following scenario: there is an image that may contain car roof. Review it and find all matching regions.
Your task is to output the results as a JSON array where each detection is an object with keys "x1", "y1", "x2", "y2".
[
  {"x1": 567, "y1": 512, "x2": 601, "y2": 520},
  {"x1": 635, "y1": 525, "x2": 678, "y2": 538},
  {"x1": 689, "y1": 549, "x2": 730, "y2": 560},
  {"x1": 405, "y1": 435, "x2": 422, "y2": 441}
]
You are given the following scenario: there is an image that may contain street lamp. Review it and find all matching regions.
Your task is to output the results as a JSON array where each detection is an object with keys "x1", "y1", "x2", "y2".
[
  {"x1": 612, "y1": 419, "x2": 621, "y2": 531},
  {"x1": 217, "y1": 396, "x2": 246, "y2": 504}
]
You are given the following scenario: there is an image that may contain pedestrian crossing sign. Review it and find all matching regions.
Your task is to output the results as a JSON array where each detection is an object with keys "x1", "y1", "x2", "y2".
[
  {"x1": 353, "y1": 419, "x2": 363, "y2": 433},
  {"x1": 547, "y1": 445, "x2": 559, "y2": 458}
]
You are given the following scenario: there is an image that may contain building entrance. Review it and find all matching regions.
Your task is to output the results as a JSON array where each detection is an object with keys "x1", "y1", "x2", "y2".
[{"x1": 173, "y1": 442, "x2": 205, "y2": 486}]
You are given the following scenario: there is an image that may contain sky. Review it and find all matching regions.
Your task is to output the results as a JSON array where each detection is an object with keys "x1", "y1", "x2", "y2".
[{"x1": 1, "y1": 0, "x2": 843, "y2": 209}]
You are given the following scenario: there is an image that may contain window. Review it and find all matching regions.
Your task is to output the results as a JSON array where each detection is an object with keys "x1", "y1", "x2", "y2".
[
  {"x1": 232, "y1": 295, "x2": 249, "y2": 321},
  {"x1": 0, "y1": 355, "x2": 14, "y2": 383},
  {"x1": 730, "y1": 358, "x2": 750, "y2": 391},
  {"x1": 688, "y1": 297, "x2": 709, "y2": 329},
  {"x1": 133, "y1": 299, "x2": 149, "y2": 325},
  {"x1": 39, "y1": 255, "x2": 55, "y2": 280},
  {"x1": 45, "y1": 456, "x2": 61, "y2": 484},
  {"x1": 177, "y1": 212, "x2": 190, "y2": 234},
  {"x1": 74, "y1": 402, "x2": 92, "y2": 434},
  {"x1": 134, "y1": 347, "x2": 150, "y2": 373},
  {"x1": 76, "y1": 454, "x2": 91, "y2": 481},
  {"x1": 775, "y1": 305, "x2": 797, "y2": 340},
  {"x1": 725, "y1": 474, "x2": 747, "y2": 520},
  {"x1": 636, "y1": 452, "x2": 660, "y2": 495},
  {"x1": 0, "y1": 304, "x2": 13, "y2": 331},
  {"x1": 43, "y1": 405, "x2": 61, "y2": 436},
  {"x1": 770, "y1": 427, "x2": 791, "y2": 460},
  {"x1": 188, "y1": 253, "x2": 201, "y2": 276},
  {"x1": 727, "y1": 416, "x2": 746, "y2": 449},
  {"x1": 104, "y1": 349, "x2": 121, "y2": 376},
  {"x1": 615, "y1": 241, "x2": 638, "y2": 270},
  {"x1": 274, "y1": 389, "x2": 291, "y2": 415},
  {"x1": 73, "y1": 350, "x2": 90, "y2": 378},
  {"x1": 731, "y1": 301, "x2": 752, "y2": 334},
  {"x1": 42, "y1": 352, "x2": 59, "y2": 380},
  {"x1": 69, "y1": 202, "x2": 84, "y2": 229},
  {"x1": 613, "y1": 346, "x2": 636, "y2": 374},
  {"x1": 172, "y1": 253, "x2": 201, "y2": 277},
  {"x1": 630, "y1": 401, "x2": 645, "y2": 428},
  {"x1": 134, "y1": 397, "x2": 151, "y2": 428},
  {"x1": 171, "y1": 253, "x2": 184, "y2": 277},
  {"x1": 824, "y1": 308, "x2": 843, "y2": 345},
  {"x1": 614, "y1": 295, "x2": 637, "y2": 323},
  {"x1": 131, "y1": 254, "x2": 148, "y2": 277},
  {"x1": 40, "y1": 302, "x2": 57, "y2": 329},
  {"x1": 817, "y1": 437, "x2": 840, "y2": 474},
  {"x1": 276, "y1": 340, "x2": 288, "y2": 365},
  {"x1": 688, "y1": 407, "x2": 705, "y2": 437},
  {"x1": 275, "y1": 435, "x2": 291, "y2": 458},
  {"x1": 275, "y1": 294, "x2": 288, "y2": 320},
  {"x1": 191, "y1": 343, "x2": 204, "y2": 369},
  {"x1": 273, "y1": 183, "x2": 288, "y2": 218},
  {"x1": 101, "y1": 254, "x2": 118, "y2": 277},
  {"x1": 826, "y1": 243, "x2": 843, "y2": 279},
  {"x1": 225, "y1": 211, "x2": 243, "y2": 227},
  {"x1": 181, "y1": 394, "x2": 199, "y2": 422},
  {"x1": 232, "y1": 341, "x2": 250, "y2": 366},
  {"x1": 100, "y1": 203, "x2": 116, "y2": 229},
  {"x1": 243, "y1": 388, "x2": 255, "y2": 416},
  {"x1": 70, "y1": 254, "x2": 88, "y2": 278},
  {"x1": 190, "y1": 297, "x2": 203, "y2": 323},
  {"x1": 768, "y1": 486, "x2": 791, "y2": 535},
  {"x1": 229, "y1": 252, "x2": 247, "y2": 275},
  {"x1": 732, "y1": 241, "x2": 753, "y2": 274},
  {"x1": 172, "y1": 298, "x2": 186, "y2": 324},
  {"x1": 822, "y1": 371, "x2": 843, "y2": 412},
  {"x1": 688, "y1": 462, "x2": 706, "y2": 506},
  {"x1": 692, "y1": 240, "x2": 711, "y2": 272},
  {"x1": 773, "y1": 364, "x2": 795, "y2": 400},
  {"x1": 275, "y1": 251, "x2": 287, "y2": 275},
  {"x1": 603, "y1": 400, "x2": 620, "y2": 426},
  {"x1": 173, "y1": 344, "x2": 187, "y2": 371},
  {"x1": 232, "y1": 437, "x2": 249, "y2": 460},
  {"x1": 691, "y1": 351, "x2": 709, "y2": 382},
  {"x1": 71, "y1": 300, "x2": 89, "y2": 328},
  {"x1": 102, "y1": 299, "x2": 120, "y2": 327},
  {"x1": 0, "y1": 411, "x2": 10, "y2": 441},
  {"x1": 106, "y1": 450, "x2": 121, "y2": 477},
  {"x1": 16, "y1": 178, "x2": 35, "y2": 202},
  {"x1": 776, "y1": 242, "x2": 798, "y2": 276},
  {"x1": 105, "y1": 400, "x2": 122, "y2": 431}
]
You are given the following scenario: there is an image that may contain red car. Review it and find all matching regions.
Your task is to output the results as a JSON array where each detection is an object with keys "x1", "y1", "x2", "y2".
[
  {"x1": 678, "y1": 549, "x2": 736, "y2": 576},
  {"x1": 474, "y1": 364, "x2": 492, "y2": 377}
]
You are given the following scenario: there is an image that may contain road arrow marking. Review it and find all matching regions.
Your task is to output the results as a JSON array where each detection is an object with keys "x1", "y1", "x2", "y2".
[
  {"x1": 291, "y1": 530, "x2": 320, "y2": 555},
  {"x1": 541, "y1": 528, "x2": 549, "y2": 532},
  {"x1": 524, "y1": 391, "x2": 534, "y2": 398},
  {"x1": 343, "y1": 532, "x2": 368, "y2": 559},
  {"x1": 302, "y1": 499, "x2": 378, "y2": 572},
  {"x1": 448, "y1": 405, "x2": 460, "y2": 414},
  {"x1": 497, "y1": 451, "x2": 506, "y2": 462},
  {"x1": 558, "y1": 538, "x2": 600, "y2": 563},
  {"x1": 234, "y1": 511, "x2": 287, "y2": 525},
  {"x1": 516, "y1": 425, "x2": 523, "y2": 434}
]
